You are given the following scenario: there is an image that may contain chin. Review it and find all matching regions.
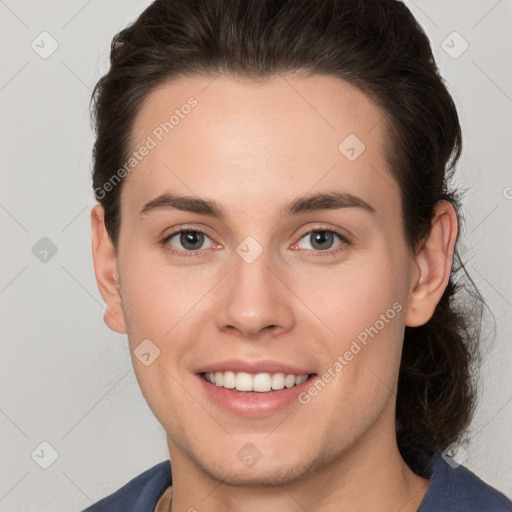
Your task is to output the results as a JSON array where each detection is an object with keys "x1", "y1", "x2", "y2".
[
  {"x1": 186, "y1": 443, "x2": 321, "y2": 488},
  {"x1": 208, "y1": 459, "x2": 317, "y2": 488}
]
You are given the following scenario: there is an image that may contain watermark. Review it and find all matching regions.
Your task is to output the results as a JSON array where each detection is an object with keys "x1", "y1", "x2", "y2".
[
  {"x1": 338, "y1": 133, "x2": 366, "y2": 162},
  {"x1": 32, "y1": 236, "x2": 58, "y2": 263},
  {"x1": 236, "y1": 236, "x2": 264, "y2": 263},
  {"x1": 94, "y1": 97, "x2": 198, "y2": 200},
  {"x1": 31, "y1": 31, "x2": 59, "y2": 59},
  {"x1": 31, "y1": 441, "x2": 59, "y2": 469},
  {"x1": 441, "y1": 442, "x2": 468, "y2": 469},
  {"x1": 298, "y1": 301, "x2": 403, "y2": 405},
  {"x1": 237, "y1": 442, "x2": 263, "y2": 468},
  {"x1": 134, "y1": 338, "x2": 161, "y2": 366},
  {"x1": 441, "y1": 31, "x2": 469, "y2": 60}
]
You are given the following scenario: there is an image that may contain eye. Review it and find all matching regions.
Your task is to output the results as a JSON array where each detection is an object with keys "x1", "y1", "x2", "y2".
[
  {"x1": 294, "y1": 229, "x2": 349, "y2": 253},
  {"x1": 162, "y1": 228, "x2": 215, "y2": 254},
  {"x1": 160, "y1": 226, "x2": 350, "y2": 258}
]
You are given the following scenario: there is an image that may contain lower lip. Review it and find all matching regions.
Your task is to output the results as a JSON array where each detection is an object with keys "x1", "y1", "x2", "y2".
[{"x1": 196, "y1": 374, "x2": 315, "y2": 417}]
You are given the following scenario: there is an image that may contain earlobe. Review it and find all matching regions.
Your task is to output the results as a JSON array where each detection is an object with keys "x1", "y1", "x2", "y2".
[
  {"x1": 405, "y1": 201, "x2": 458, "y2": 327},
  {"x1": 91, "y1": 204, "x2": 127, "y2": 334}
]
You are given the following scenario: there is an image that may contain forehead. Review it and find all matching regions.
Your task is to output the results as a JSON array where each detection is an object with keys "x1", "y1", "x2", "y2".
[{"x1": 123, "y1": 73, "x2": 399, "y2": 221}]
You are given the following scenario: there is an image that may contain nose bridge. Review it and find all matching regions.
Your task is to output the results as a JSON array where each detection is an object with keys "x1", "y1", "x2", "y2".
[{"x1": 214, "y1": 234, "x2": 294, "y2": 336}]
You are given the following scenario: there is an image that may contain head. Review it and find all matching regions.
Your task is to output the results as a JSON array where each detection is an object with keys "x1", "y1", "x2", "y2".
[{"x1": 90, "y1": 0, "x2": 481, "y2": 484}]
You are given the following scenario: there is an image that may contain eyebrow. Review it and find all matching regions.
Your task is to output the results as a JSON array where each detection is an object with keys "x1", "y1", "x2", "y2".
[{"x1": 139, "y1": 190, "x2": 376, "y2": 219}]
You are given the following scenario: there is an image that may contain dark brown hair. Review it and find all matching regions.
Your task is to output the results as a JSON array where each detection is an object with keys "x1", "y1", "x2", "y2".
[{"x1": 91, "y1": 0, "x2": 483, "y2": 475}]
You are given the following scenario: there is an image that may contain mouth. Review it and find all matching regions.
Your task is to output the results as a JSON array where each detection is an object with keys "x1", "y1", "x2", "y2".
[
  {"x1": 195, "y1": 360, "x2": 318, "y2": 416},
  {"x1": 200, "y1": 371, "x2": 316, "y2": 393}
]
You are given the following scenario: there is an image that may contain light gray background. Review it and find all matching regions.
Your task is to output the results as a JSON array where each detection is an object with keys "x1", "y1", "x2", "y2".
[{"x1": 0, "y1": 0, "x2": 511, "y2": 510}]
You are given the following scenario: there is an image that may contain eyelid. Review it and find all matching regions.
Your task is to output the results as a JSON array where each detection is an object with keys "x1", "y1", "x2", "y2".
[
  {"x1": 295, "y1": 223, "x2": 352, "y2": 244},
  {"x1": 161, "y1": 223, "x2": 351, "y2": 257},
  {"x1": 160, "y1": 225, "x2": 218, "y2": 257},
  {"x1": 162, "y1": 224, "x2": 212, "y2": 240},
  {"x1": 290, "y1": 225, "x2": 351, "y2": 256}
]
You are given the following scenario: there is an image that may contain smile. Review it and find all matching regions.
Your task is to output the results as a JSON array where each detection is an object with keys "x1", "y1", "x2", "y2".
[{"x1": 201, "y1": 371, "x2": 311, "y2": 392}]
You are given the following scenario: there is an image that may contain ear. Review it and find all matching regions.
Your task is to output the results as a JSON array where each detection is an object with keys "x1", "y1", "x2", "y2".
[
  {"x1": 405, "y1": 201, "x2": 458, "y2": 327},
  {"x1": 91, "y1": 204, "x2": 127, "y2": 334}
]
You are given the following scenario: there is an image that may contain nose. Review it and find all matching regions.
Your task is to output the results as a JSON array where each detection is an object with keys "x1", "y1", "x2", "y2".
[{"x1": 214, "y1": 243, "x2": 295, "y2": 339}]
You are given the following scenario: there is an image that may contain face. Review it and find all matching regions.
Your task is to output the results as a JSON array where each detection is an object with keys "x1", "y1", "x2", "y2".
[{"x1": 105, "y1": 73, "x2": 418, "y2": 486}]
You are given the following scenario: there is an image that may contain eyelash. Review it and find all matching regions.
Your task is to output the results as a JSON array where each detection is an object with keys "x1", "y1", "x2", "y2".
[
  {"x1": 160, "y1": 226, "x2": 216, "y2": 259},
  {"x1": 160, "y1": 225, "x2": 351, "y2": 258}
]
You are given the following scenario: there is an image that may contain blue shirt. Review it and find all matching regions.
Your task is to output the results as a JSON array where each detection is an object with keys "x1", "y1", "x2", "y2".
[{"x1": 82, "y1": 451, "x2": 512, "y2": 511}]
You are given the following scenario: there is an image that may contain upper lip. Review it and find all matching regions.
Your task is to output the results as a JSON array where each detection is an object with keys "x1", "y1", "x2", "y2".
[{"x1": 195, "y1": 359, "x2": 314, "y2": 376}]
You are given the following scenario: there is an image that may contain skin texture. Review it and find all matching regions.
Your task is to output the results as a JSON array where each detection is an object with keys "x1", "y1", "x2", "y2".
[{"x1": 91, "y1": 73, "x2": 458, "y2": 511}]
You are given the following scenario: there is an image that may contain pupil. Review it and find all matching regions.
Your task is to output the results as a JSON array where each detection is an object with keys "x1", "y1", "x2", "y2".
[
  {"x1": 181, "y1": 231, "x2": 204, "y2": 250},
  {"x1": 311, "y1": 231, "x2": 333, "y2": 250}
]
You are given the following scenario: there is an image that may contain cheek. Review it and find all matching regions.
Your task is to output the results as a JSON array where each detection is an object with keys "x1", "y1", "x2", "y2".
[
  {"x1": 296, "y1": 249, "x2": 408, "y2": 399},
  {"x1": 119, "y1": 255, "x2": 201, "y2": 339},
  {"x1": 118, "y1": 256, "x2": 212, "y2": 405},
  {"x1": 118, "y1": 260, "x2": 201, "y2": 421},
  {"x1": 294, "y1": 249, "x2": 408, "y2": 335}
]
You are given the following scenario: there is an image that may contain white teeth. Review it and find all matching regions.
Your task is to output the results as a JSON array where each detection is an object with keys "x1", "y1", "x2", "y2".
[
  {"x1": 253, "y1": 373, "x2": 272, "y2": 392},
  {"x1": 203, "y1": 371, "x2": 310, "y2": 392},
  {"x1": 235, "y1": 372, "x2": 253, "y2": 391},
  {"x1": 271, "y1": 372, "x2": 285, "y2": 390},
  {"x1": 223, "y1": 371, "x2": 236, "y2": 389},
  {"x1": 296, "y1": 374, "x2": 308, "y2": 385},
  {"x1": 284, "y1": 374, "x2": 296, "y2": 388}
]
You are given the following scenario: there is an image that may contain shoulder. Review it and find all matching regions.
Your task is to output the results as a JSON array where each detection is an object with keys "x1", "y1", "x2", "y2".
[
  {"x1": 81, "y1": 460, "x2": 172, "y2": 512},
  {"x1": 419, "y1": 451, "x2": 512, "y2": 512}
]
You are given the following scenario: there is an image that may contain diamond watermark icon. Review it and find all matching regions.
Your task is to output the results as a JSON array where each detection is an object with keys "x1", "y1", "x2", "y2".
[
  {"x1": 338, "y1": 134, "x2": 366, "y2": 162},
  {"x1": 31, "y1": 441, "x2": 59, "y2": 469},
  {"x1": 32, "y1": 237, "x2": 58, "y2": 263},
  {"x1": 441, "y1": 442, "x2": 468, "y2": 469},
  {"x1": 134, "y1": 338, "x2": 161, "y2": 366},
  {"x1": 441, "y1": 31, "x2": 469, "y2": 59},
  {"x1": 236, "y1": 236, "x2": 263, "y2": 264},
  {"x1": 237, "y1": 442, "x2": 263, "y2": 468},
  {"x1": 31, "y1": 31, "x2": 59, "y2": 59}
]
